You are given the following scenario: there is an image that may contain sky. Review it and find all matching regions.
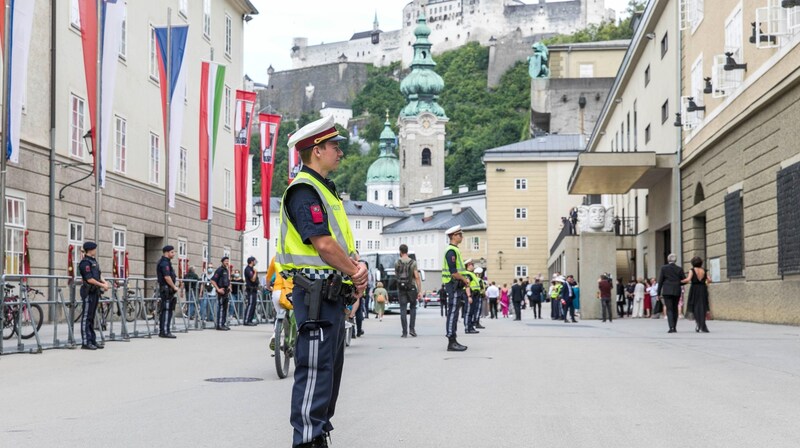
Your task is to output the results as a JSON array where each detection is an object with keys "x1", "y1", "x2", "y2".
[{"x1": 243, "y1": 0, "x2": 632, "y2": 81}]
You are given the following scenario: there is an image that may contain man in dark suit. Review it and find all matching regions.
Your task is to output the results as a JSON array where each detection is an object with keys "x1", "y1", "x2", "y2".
[
  {"x1": 657, "y1": 253, "x2": 686, "y2": 333},
  {"x1": 511, "y1": 278, "x2": 524, "y2": 320}
]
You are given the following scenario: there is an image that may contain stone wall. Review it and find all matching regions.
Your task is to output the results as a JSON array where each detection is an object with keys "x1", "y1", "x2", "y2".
[
  {"x1": 258, "y1": 62, "x2": 370, "y2": 120},
  {"x1": 532, "y1": 77, "x2": 614, "y2": 135}
]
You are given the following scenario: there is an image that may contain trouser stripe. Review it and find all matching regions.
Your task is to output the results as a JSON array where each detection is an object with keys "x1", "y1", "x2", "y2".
[{"x1": 301, "y1": 330, "x2": 319, "y2": 443}]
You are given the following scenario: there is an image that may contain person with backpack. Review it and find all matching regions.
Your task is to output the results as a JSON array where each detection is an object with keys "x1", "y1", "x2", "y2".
[{"x1": 395, "y1": 244, "x2": 422, "y2": 338}]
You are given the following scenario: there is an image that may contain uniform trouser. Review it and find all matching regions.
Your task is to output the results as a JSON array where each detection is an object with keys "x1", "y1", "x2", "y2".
[
  {"x1": 355, "y1": 296, "x2": 364, "y2": 334},
  {"x1": 551, "y1": 299, "x2": 563, "y2": 319},
  {"x1": 158, "y1": 293, "x2": 177, "y2": 335},
  {"x1": 664, "y1": 295, "x2": 681, "y2": 330},
  {"x1": 601, "y1": 298, "x2": 613, "y2": 321},
  {"x1": 216, "y1": 294, "x2": 230, "y2": 328},
  {"x1": 562, "y1": 298, "x2": 575, "y2": 321},
  {"x1": 81, "y1": 293, "x2": 99, "y2": 345},
  {"x1": 244, "y1": 288, "x2": 258, "y2": 323},
  {"x1": 462, "y1": 294, "x2": 472, "y2": 330},
  {"x1": 445, "y1": 283, "x2": 465, "y2": 338},
  {"x1": 290, "y1": 285, "x2": 346, "y2": 447},
  {"x1": 513, "y1": 300, "x2": 522, "y2": 320},
  {"x1": 530, "y1": 299, "x2": 541, "y2": 318},
  {"x1": 469, "y1": 293, "x2": 482, "y2": 327},
  {"x1": 398, "y1": 287, "x2": 417, "y2": 335}
]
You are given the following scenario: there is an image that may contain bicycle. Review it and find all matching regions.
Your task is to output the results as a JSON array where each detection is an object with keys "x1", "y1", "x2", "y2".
[
  {"x1": 2, "y1": 285, "x2": 44, "y2": 340},
  {"x1": 68, "y1": 287, "x2": 138, "y2": 325},
  {"x1": 273, "y1": 305, "x2": 298, "y2": 379}
]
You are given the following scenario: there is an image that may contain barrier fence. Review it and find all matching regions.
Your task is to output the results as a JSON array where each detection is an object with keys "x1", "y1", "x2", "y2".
[{"x1": 0, "y1": 275, "x2": 275, "y2": 356}]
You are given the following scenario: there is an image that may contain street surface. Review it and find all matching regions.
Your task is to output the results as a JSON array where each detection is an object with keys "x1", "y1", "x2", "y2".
[{"x1": 2, "y1": 304, "x2": 800, "y2": 448}]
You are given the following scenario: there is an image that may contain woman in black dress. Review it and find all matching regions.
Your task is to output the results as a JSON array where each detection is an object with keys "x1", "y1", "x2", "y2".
[{"x1": 682, "y1": 256, "x2": 711, "y2": 333}]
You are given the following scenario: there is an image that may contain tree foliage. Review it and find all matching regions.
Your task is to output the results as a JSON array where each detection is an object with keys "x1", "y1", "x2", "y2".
[{"x1": 351, "y1": 62, "x2": 406, "y2": 143}]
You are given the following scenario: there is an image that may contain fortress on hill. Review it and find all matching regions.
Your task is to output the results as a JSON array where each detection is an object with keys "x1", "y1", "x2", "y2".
[{"x1": 290, "y1": 0, "x2": 614, "y2": 69}]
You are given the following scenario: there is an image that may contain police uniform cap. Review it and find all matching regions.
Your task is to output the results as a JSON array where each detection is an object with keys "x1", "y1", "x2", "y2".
[
  {"x1": 162, "y1": 245, "x2": 174, "y2": 252},
  {"x1": 464, "y1": 259, "x2": 474, "y2": 266},
  {"x1": 445, "y1": 225, "x2": 462, "y2": 236},
  {"x1": 287, "y1": 116, "x2": 346, "y2": 152},
  {"x1": 83, "y1": 241, "x2": 97, "y2": 251}
]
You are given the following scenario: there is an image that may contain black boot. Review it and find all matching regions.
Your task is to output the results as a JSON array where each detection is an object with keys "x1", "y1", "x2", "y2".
[{"x1": 447, "y1": 337, "x2": 467, "y2": 352}]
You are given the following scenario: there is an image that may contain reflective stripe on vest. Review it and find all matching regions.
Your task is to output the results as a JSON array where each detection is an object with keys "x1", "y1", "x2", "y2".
[
  {"x1": 465, "y1": 271, "x2": 480, "y2": 291},
  {"x1": 275, "y1": 172, "x2": 356, "y2": 274},
  {"x1": 441, "y1": 244, "x2": 466, "y2": 284}
]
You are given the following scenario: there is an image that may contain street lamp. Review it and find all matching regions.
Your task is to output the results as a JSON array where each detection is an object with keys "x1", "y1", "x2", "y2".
[
  {"x1": 83, "y1": 129, "x2": 94, "y2": 156},
  {"x1": 497, "y1": 250, "x2": 504, "y2": 270}
]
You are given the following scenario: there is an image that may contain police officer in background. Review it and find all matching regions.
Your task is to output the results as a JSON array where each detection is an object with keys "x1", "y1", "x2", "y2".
[
  {"x1": 79, "y1": 241, "x2": 109, "y2": 350},
  {"x1": 276, "y1": 116, "x2": 368, "y2": 448},
  {"x1": 463, "y1": 260, "x2": 480, "y2": 334},
  {"x1": 157, "y1": 245, "x2": 180, "y2": 338},
  {"x1": 211, "y1": 257, "x2": 232, "y2": 331},
  {"x1": 442, "y1": 225, "x2": 470, "y2": 352},
  {"x1": 243, "y1": 256, "x2": 259, "y2": 326}
]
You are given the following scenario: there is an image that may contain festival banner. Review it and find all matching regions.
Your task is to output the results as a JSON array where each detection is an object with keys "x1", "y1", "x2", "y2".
[
  {"x1": 233, "y1": 90, "x2": 257, "y2": 231},
  {"x1": 288, "y1": 144, "x2": 301, "y2": 184},
  {"x1": 154, "y1": 24, "x2": 189, "y2": 208},
  {"x1": 199, "y1": 62, "x2": 225, "y2": 220},
  {"x1": 0, "y1": 0, "x2": 35, "y2": 163},
  {"x1": 77, "y1": 0, "x2": 125, "y2": 184},
  {"x1": 259, "y1": 114, "x2": 281, "y2": 238}
]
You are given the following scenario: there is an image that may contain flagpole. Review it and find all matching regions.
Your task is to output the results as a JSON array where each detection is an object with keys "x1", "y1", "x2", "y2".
[
  {"x1": 164, "y1": 8, "x2": 172, "y2": 245},
  {"x1": 94, "y1": 0, "x2": 102, "y2": 244},
  {"x1": 1, "y1": 0, "x2": 12, "y2": 313},
  {"x1": 207, "y1": 48, "x2": 214, "y2": 269}
]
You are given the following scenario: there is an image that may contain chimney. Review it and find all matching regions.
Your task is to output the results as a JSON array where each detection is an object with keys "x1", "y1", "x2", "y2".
[
  {"x1": 443, "y1": 187, "x2": 453, "y2": 195},
  {"x1": 477, "y1": 182, "x2": 486, "y2": 191},
  {"x1": 340, "y1": 192, "x2": 350, "y2": 201},
  {"x1": 452, "y1": 202, "x2": 462, "y2": 215},
  {"x1": 423, "y1": 207, "x2": 434, "y2": 222},
  {"x1": 458, "y1": 184, "x2": 468, "y2": 194}
]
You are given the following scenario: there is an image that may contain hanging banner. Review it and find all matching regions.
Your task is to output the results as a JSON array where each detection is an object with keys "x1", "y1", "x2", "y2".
[
  {"x1": 154, "y1": 24, "x2": 190, "y2": 208},
  {"x1": 67, "y1": 244, "x2": 75, "y2": 284},
  {"x1": 198, "y1": 61, "x2": 226, "y2": 220},
  {"x1": 123, "y1": 250, "x2": 129, "y2": 279},
  {"x1": 288, "y1": 144, "x2": 301, "y2": 184},
  {"x1": 22, "y1": 230, "x2": 30, "y2": 276},
  {"x1": 112, "y1": 249, "x2": 119, "y2": 278},
  {"x1": 233, "y1": 90, "x2": 257, "y2": 231},
  {"x1": 259, "y1": 113, "x2": 281, "y2": 239},
  {"x1": 1, "y1": 0, "x2": 35, "y2": 163}
]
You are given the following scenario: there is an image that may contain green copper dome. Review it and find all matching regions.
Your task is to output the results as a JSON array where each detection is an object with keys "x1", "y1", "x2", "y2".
[
  {"x1": 367, "y1": 117, "x2": 400, "y2": 184},
  {"x1": 400, "y1": 13, "x2": 446, "y2": 118}
]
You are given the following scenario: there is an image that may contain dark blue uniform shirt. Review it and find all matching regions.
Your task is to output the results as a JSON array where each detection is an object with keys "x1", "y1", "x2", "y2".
[
  {"x1": 285, "y1": 166, "x2": 339, "y2": 245},
  {"x1": 244, "y1": 266, "x2": 258, "y2": 288},
  {"x1": 212, "y1": 265, "x2": 231, "y2": 289},
  {"x1": 79, "y1": 256, "x2": 102, "y2": 297},
  {"x1": 156, "y1": 256, "x2": 176, "y2": 287}
]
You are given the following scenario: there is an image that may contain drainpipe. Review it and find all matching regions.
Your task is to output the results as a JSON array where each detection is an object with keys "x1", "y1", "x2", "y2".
[
  {"x1": 674, "y1": 3, "x2": 684, "y2": 265},
  {"x1": 49, "y1": 0, "x2": 58, "y2": 314}
]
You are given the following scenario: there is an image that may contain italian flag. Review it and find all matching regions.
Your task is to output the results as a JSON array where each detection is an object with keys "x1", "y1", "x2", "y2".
[{"x1": 199, "y1": 61, "x2": 225, "y2": 220}]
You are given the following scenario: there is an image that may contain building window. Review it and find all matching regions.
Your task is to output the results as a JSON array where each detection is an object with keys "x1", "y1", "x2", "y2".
[
  {"x1": 251, "y1": 217, "x2": 258, "y2": 226},
  {"x1": 224, "y1": 169, "x2": 232, "y2": 209},
  {"x1": 355, "y1": 220, "x2": 361, "y2": 230},
  {"x1": 202, "y1": 242, "x2": 209, "y2": 268},
  {"x1": 149, "y1": 26, "x2": 159, "y2": 82},
  {"x1": 515, "y1": 265, "x2": 528, "y2": 277},
  {"x1": 515, "y1": 178, "x2": 527, "y2": 190},
  {"x1": 70, "y1": 0, "x2": 81, "y2": 29},
  {"x1": 421, "y1": 148, "x2": 432, "y2": 166},
  {"x1": 621, "y1": 122, "x2": 625, "y2": 152},
  {"x1": 778, "y1": 162, "x2": 800, "y2": 275},
  {"x1": 368, "y1": 221, "x2": 373, "y2": 230},
  {"x1": 367, "y1": 240, "x2": 374, "y2": 250},
  {"x1": 70, "y1": 94, "x2": 86, "y2": 158},
  {"x1": 119, "y1": 6, "x2": 127, "y2": 58},
  {"x1": 5, "y1": 197, "x2": 26, "y2": 275},
  {"x1": 626, "y1": 113, "x2": 631, "y2": 152},
  {"x1": 375, "y1": 220, "x2": 381, "y2": 230},
  {"x1": 177, "y1": 238, "x2": 187, "y2": 278},
  {"x1": 374, "y1": 191, "x2": 379, "y2": 201},
  {"x1": 114, "y1": 116, "x2": 127, "y2": 173},
  {"x1": 225, "y1": 14, "x2": 232, "y2": 58},
  {"x1": 515, "y1": 236, "x2": 527, "y2": 248},
  {"x1": 660, "y1": 31, "x2": 668, "y2": 58},
  {"x1": 633, "y1": 101, "x2": 638, "y2": 151},
  {"x1": 691, "y1": 55, "x2": 705, "y2": 105},
  {"x1": 179, "y1": 0, "x2": 189, "y2": 18},
  {"x1": 724, "y1": 6, "x2": 743, "y2": 61},
  {"x1": 224, "y1": 85, "x2": 231, "y2": 128},
  {"x1": 645, "y1": 124, "x2": 651, "y2": 144},
  {"x1": 579, "y1": 64, "x2": 594, "y2": 78},
  {"x1": 68, "y1": 220, "x2": 83, "y2": 277},
  {"x1": 661, "y1": 100, "x2": 669, "y2": 124},
  {"x1": 179, "y1": 147, "x2": 188, "y2": 194},
  {"x1": 203, "y1": 0, "x2": 211, "y2": 39},
  {"x1": 471, "y1": 237, "x2": 480, "y2": 251},
  {"x1": 355, "y1": 240, "x2": 362, "y2": 251},
  {"x1": 251, "y1": 238, "x2": 259, "y2": 247},
  {"x1": 375, "y1": 240, "x2": 381, "y2": 250},
  {"x1": 725, "y1": 191, "x2": 744, "y2": 278},
  {"x1": 644, "y1": 65, "x2": 650, "y2": 86},
  {"x1": 113, "y1": 228, "x2": 126, "y2": 278},
  {"x1": 515, "y1": 208, "x2": 527, "y2": 219},
  {"x1": 149, "y1": 133, "x2": 160, "y2": 184},
  {"x1": 388, "y1": 190, "x2": 393, "y2": 201}
]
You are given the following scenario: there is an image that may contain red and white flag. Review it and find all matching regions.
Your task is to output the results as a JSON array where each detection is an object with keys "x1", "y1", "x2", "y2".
[
  {"x1": 259, "y1": 113, "x2": 281, "y2": 238},
  {"x1": 233, "y1": 90, "x2": 257, "y2": 231},
  {"x1": 198, "y1": 61, "x2": 225, "y2": 220}
]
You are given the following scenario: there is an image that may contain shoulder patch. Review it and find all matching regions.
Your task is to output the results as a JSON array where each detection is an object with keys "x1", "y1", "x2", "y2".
[{"x1": 310, "y1": 204, "x2": 324, "y2": 224}]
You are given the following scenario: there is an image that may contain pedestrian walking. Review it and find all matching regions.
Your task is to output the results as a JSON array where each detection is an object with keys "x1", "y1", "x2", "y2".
[
  {"x1": 626, "y1": 279, "x2": 636, "y2": 317},
  {"x1": 373, "y1": 282, "x2": 387, "y2": 321},
  {"x1": 616, "y1": 277, "x2": 626, "y2": 318},
  {"x1": 156, "y1": 245, "x2": 180, "y2": 338},
  {"x1": 395, "y1": 244, "x2": 421, "y2": 338},
  {"x1": 442, "y1": 225, "x2": 470, "y2": 352},
  {"x1": 559, "y1": 276, "x2": 577, "y2": 323},
  {"x1": 243, "y1": 257, "x2": 259, "y2": 325},
  {"x1": 438, "y1": 284, "x2": 448, "y2": 317},
  {"x1": 78, "y1": 242, "x2": 109, "y2": 350},
  {"x1": 683, "y1": 256, "x2": 711, "y2": 333},
  {"x1": 633, "y1": 278, "x2": 645, "y2": 318},
  {"x1": 657, "y1": 253, "x2": 687, "y2": 333},
  {"x1": 528, "y1": 278, "x2": 543, "y2": 319},
  {"x1": 511, "y1": 278, "x2": 524, "y2": 321},
  {"x1": 500, "y1": 283, "x2": 510, "y2": 318},
  {"x1": 598, "y1": 275, "x2": 613, "y2": 322},
  {"x1": 277, "y1": 116, "x2": 367, "y2": 447},
  {"x1": 485, "y1": 281, "x2": 499, "y2": 319},
  {"x1": 211, "y1": 257, "x2": 232, "y2": 331}
]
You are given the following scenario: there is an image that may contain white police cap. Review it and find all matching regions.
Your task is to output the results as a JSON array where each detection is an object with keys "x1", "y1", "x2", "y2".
[
  {"x1": 445, "y1": 225, "x2": 462, "y2": 235},
  {"x1": 288, "y1": 116, "x2": 346, "y2": 152}
]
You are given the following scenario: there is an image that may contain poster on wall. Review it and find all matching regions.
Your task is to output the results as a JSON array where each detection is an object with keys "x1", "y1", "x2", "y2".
[{"x1": 708, "y1": 258, "x2": 721, "y2": 283}]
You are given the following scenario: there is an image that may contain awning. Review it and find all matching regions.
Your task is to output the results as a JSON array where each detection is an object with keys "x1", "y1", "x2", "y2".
[{"x1": 568, "y1": 152, "x2": 676, "y2": 195}]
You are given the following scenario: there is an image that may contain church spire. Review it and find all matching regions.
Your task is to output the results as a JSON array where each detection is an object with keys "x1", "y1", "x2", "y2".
[
  {"x1": 373, "y1": 11, "x2": 379, "y2": 31},
  {"x1": 399, "y1": 13, "x2": 446, "y2": 118}
]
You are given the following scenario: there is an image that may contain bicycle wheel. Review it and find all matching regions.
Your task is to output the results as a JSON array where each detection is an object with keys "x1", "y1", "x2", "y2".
[
  {"x1": 19, "y1": 303, "x2": 43, "y2": 339},
  {"x1": 2, "y1": 306, "x2": 15, "y2": 340},
  {"x1": 123, "y1": 301, "x2": 138, "y2": 322},
  {"x1": 274, "y1": 318, "x2": 291, "y2": 379}
]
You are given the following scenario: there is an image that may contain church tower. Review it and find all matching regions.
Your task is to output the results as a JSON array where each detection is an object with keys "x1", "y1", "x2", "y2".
[
  {"x1": 398, "y1": 13, "x2": 448, "y2": 207},
  {"x1": 365, "y1": 113, "x2": 400, "y2": 208}
]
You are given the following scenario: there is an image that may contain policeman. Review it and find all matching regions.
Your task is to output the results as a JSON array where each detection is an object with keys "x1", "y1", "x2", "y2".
[
  {"x1": 157, "y1": 245, "x2": 180, "y2": 338},
  {"x1": 442, "y1": 225, "x2": 470, "y2": 351},
  {"x1": 243, "y1": 256, "x2": 259, "y2": 326},
  {"x1": 78, "y1": 241, "x2": 109, "y2": 350},
  {"x1": 463, "y1": 260, "x2": 481, "y2": 334},
  {"x1": 211, "y1": 256, "x2": 232, "y2": 331},
  {"x1": 276, "y1": 116, "x2": 368, "y2": 448},
  {"x1": 474, "y1": 267, "x2": 487, "y2": 330}
]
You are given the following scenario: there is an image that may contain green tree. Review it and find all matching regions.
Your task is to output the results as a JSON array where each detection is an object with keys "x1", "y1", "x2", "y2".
[{"x1": 351, "y1": 62, "x2": 406, "y2": 142}]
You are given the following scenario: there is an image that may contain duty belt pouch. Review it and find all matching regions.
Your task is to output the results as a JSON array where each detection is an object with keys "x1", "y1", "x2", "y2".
[
  {"x1": 293, "y1": 274, "x2": 329, "y2": 331},
  {"x1": 324, "y1": 275, "x2": 343, "y2": 302}
]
